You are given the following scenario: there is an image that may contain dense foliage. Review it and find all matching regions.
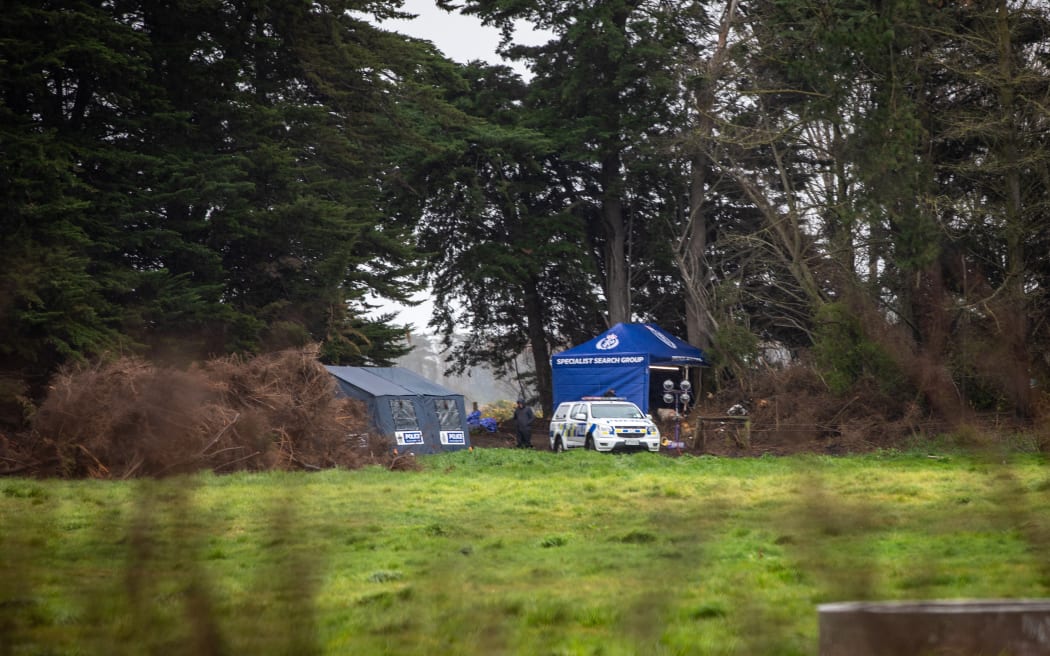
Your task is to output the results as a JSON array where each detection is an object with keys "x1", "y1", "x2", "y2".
[
  {"x1": 2, "y1": 0, "x2": 1049, "y2": 428},
  {"x1": 0, "y1": 0, "x2": 447, "y2": 428}
]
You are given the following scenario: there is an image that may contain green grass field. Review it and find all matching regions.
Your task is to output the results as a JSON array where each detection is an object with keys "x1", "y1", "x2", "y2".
[{"x1": 3, "y1": 446, "x2": 1049, "y2": 655}]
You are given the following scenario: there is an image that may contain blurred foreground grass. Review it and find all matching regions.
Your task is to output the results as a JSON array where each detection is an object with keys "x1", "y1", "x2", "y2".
[{"x1": 2, "y1": 447, "x2": 1049, "y2": 655}]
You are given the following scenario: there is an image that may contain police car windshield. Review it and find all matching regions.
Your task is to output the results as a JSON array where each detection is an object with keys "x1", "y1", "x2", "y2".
[{"x1": 591, "y1": 403, "x2": 644, "y2": 419}]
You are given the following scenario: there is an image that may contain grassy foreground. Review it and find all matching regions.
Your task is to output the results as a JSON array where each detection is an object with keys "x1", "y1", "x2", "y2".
[{"x1": 3, "y1": 447, "x2": 1050, "y2": 655}]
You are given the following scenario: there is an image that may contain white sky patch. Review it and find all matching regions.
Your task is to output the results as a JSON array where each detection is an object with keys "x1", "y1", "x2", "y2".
[
  {"x1": 377, "y1": 0, "x2": 552, "y2": 78},
  {"x1": 369, "y1": 290, "x2": 436, "y2": 332}
]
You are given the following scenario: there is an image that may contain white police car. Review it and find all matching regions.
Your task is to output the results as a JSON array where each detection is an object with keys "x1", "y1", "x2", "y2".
[{"x1": 548, "y1": 397, "x2": 660, "y2": 453}]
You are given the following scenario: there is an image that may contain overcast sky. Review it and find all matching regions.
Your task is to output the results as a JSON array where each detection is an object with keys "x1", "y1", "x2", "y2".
[
  {"x1": 381, "y1": 0, "x2": 502, "y2": 66},
  {"x1": 378, "y1": 0, "x2": 549, "y2": 76}
]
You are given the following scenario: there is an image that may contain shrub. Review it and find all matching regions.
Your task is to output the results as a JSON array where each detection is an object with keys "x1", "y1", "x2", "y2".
[
  {"x1": 813, "y1": 302, "x2": 903, "y2": 396},
  {"x1": 481, "y1": 399, "x2": 517, "y2": 423}
]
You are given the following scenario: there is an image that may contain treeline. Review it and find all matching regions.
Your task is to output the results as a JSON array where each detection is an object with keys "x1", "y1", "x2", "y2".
[{"x1": 2, "y1": 0, "x2": 1049, "y2": 431}]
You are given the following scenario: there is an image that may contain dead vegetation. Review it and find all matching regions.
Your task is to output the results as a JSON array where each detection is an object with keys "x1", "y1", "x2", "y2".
[
  {"x1": 689, "y1": 360, "x2": 1044, "y2": 456},
  {"x1": 0, "y1": 346, "x2": 415, "y2": 479}
]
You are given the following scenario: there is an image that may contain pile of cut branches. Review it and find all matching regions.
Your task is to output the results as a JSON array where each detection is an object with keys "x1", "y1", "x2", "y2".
[{"x1": 7, "y1": 346, "x2": 407, "y2": 478}]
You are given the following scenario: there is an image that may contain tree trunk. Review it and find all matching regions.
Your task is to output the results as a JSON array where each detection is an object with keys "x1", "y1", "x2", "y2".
[
  {"x1": 685, "y1": 156, "x2": 713, "y2": 352},
  {"x1": 679, "y1": 0, "x2": 738, "y2": 351},
  {"x1": 995, "y1": 0, "x2": 1031, "y2": 418},
  {"x1": 601, "y1": 154, "x2": 630, "y2": 326},
  {"x1": 523, "y1": 278, "x2": 553, "y2": 416}
]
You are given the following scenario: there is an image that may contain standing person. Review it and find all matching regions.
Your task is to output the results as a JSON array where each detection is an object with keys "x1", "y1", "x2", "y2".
[{"x1": 513, "y1": 397, "x2": 535, "y2": 449}]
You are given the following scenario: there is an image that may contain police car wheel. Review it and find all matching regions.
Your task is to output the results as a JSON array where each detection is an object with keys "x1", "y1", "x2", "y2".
[
  {"x1": 553, "y1": 437, "x2": 565, "y2": 453},
  {"x1": 585, "y1": 433, "x2": 595, "y2": 450}
]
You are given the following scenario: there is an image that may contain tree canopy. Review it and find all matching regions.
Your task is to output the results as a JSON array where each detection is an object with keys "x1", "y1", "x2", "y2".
[
  {"x1": 1, "y1": 0, "x2": 452, "y2": 426},
  {"x1": 2, "y1": 0, "x2": 1049, "y2": 428}
]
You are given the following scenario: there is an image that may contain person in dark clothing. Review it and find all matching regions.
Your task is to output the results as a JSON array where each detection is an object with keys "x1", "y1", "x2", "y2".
[{"x1": 513, "y1": 398, "x2": 535, "y2": 448}]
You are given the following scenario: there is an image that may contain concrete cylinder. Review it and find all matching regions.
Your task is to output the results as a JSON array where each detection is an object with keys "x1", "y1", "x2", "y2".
[{"x1": 818, "y1": 599, "x2": 1050, "y2": 656}]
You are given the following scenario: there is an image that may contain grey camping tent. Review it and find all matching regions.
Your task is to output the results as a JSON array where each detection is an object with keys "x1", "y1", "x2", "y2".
[{"x1": 325, "y1": 366, "x2": 471, "y2": 454}]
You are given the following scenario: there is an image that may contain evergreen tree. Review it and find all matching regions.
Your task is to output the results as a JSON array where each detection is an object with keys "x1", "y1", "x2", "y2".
[
  {"x1": 0, "y1": 0, "x2": 457, "y2": 426},
  {"x1": 446, "y1": 0, "x2": 710, "y2": 328},
  {"x1": 1, "y1": 1, "x2": 146, "y2": 416},
  {"x1": 413, "y1": 61, "x2": 600, "y2": 413},
  {"x1": 133, "y1": 0, "x2": 428, "y2": 363}
]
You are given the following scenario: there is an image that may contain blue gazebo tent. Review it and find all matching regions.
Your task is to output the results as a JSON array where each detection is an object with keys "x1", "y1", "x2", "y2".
[
  {"x1": 550, "y1": 323, "x2": 710, "y2": 414},
  {"x1": 325, "y1": 366, "x2": 470, "y2": 455}
]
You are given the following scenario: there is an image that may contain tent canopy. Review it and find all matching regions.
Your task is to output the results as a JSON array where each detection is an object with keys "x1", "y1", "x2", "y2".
[
  {"x1": 550, "y1": 323, "x2": 709, "y2": 413},
  {"x1": 328, "y1": 366, "x2": 459, "y2": 398},
  {"x1": 325, "y1": 366, "x2": 470, "y2": 454}
]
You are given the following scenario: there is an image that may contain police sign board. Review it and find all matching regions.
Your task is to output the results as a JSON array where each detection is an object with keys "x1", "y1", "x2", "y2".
[
  {"x1": 395, "y1": 430, "x2": 424, "y2": 445},
  {"x1": 441, "y1": 430, "x2": 466, "y2": 445}
]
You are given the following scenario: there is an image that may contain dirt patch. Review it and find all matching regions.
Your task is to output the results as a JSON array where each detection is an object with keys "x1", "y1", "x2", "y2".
[{"x1": 469, "y1": 418, "x2": 554, "y2": 451}]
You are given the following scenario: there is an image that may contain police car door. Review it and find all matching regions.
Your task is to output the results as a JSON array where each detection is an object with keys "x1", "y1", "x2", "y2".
[{"x1": 567, "y1": 403, "x2": 587, "y2": 448}]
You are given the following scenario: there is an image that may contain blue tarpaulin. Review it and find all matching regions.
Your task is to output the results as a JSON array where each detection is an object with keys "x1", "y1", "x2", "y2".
[{"x1": 550, "y1": 323, "x2": 709, "y2": 414}]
